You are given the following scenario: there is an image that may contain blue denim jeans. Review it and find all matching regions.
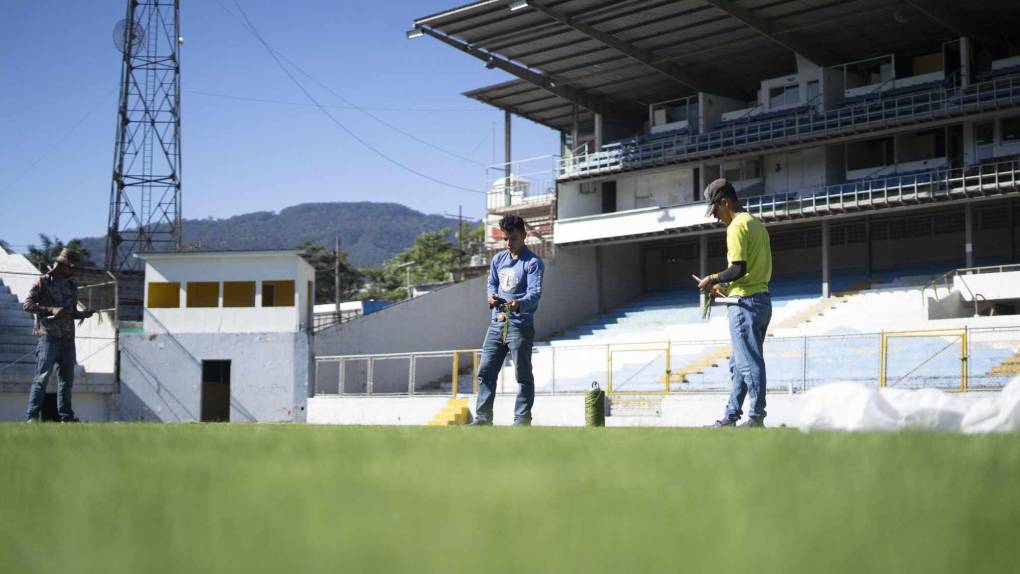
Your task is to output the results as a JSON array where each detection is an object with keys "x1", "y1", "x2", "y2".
[
  {"x1": 26, "y1": 336, "x2": 76, "y2": 420},
  {"x1": 724, "y1": 293, "x2": 772, "y2": 422},
  {"x1": 475, "y1": 321, "x2": 535, "y2": 423}
]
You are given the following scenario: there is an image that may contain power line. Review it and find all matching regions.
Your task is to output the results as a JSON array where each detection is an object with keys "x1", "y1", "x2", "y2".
[
  {"x1": 185, "y1": 89, "x2": 493, "y2": 114},
  {"x1": 219, "y1": 0, "x2": 486, "y2": 195}
]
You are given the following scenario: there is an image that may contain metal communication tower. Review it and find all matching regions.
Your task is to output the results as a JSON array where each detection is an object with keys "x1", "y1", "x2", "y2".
[{"x1": 106, "y1": 0, "x2": 182, "y2": 271}]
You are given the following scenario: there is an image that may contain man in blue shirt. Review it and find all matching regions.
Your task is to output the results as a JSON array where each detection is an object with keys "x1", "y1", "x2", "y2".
[{"x1": 471, "y1": 214, "x2": 544, "y2": 426}]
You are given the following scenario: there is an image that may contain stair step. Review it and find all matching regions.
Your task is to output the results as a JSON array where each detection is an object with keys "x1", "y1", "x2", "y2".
[
  {"x1": 0, "y1": 343, "x2": 37, "y2": 355},
  {"x1": 0, "y1": 334, "x2": 39, "y2": 346}
]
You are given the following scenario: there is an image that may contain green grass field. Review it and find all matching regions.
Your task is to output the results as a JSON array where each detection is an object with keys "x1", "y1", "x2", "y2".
[{"x1": 1, "y1": 424, "x2": 1017, "y2": 574}]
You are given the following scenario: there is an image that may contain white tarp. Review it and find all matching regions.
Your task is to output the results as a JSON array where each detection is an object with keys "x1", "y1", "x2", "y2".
[{"x1": 799, "y1": 378, "x2": 1020, "y2": 433}]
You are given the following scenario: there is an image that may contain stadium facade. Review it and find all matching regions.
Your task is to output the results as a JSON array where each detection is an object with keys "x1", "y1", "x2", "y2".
[
  {"x1": 307, "y1": 0, "x2": 1020, "y2": 425},
  {"x1": 411, "y1": 0, "x2": 1020, "y2": 297}
]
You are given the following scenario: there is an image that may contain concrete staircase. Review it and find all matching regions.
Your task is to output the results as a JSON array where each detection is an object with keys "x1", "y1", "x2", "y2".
[
  {"x1": 0, "y1": 278, "x2": 37, "y2": 386},
  {"x1": 426, "y1": 398, "x2": 470, "y2": 426},
  {"x1": 665, "y1": 287, "x2": 868, "y2": 386},
  {"x1": 987, "y1": 349, "x2": 1020, "y2": 377}
]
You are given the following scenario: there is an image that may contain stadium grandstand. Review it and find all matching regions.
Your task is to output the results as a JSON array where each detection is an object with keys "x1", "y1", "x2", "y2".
[{"x1": 312, "y1": 0, "x2": 1020, "y2": 425}]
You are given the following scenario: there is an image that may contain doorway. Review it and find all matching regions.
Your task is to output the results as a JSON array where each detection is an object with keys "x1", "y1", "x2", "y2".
[{"x1": 201, "y1": 360, "x2": 231, "y2": 422}]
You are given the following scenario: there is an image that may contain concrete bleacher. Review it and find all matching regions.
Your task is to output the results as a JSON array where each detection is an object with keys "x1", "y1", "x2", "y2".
[
  {"x1": 514, "y1": 264, "x2": 1020, "y2": 395},
  {"x1": 0, "y1": 277, "x2": 38, "y2": 386}
]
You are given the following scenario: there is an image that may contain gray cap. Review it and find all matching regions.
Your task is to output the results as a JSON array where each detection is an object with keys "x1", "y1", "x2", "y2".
[{"x1": 703, "y1": 178, "x2": 737, "y2": 217}]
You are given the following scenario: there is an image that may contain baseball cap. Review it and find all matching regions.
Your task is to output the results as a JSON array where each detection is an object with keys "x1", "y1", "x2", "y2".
[{"x1": 703, "y1": 178, "x2": 737, "y2": 217}]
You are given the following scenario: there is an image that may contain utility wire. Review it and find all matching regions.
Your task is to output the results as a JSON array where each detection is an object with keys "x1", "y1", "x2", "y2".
[
  {"x1": 220, "y1": 0, "x2": 486, "y2": 194},
  {"x1": 186, "y1": 89, "x2": 492, "y2": 114}
]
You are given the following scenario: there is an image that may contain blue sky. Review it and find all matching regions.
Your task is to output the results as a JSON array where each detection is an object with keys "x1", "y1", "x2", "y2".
[{"x1": 0, "y1": 1, "x2": 558, "y2": 251}]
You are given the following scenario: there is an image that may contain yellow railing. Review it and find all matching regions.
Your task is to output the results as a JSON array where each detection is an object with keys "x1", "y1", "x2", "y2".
[{"x1": 879, "y1": 327, "x2": 969, "y2": 392}]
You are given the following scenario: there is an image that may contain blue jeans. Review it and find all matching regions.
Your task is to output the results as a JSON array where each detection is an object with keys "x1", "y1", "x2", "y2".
[
  {"x1": 26, "y1": 336, "x2": 76, "y2": 420},
  {"x1": 475, "y1": 321, "x2": 535, "y2": 422},
  {"x1": 724, "y1": 293, "x2": 772, "y2": 422}
]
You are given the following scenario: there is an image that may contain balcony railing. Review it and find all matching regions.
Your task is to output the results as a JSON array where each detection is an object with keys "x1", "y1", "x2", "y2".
[
  {"x1": 555, "y1": 158, "x2": 1020, "y2": 245},
  {"x1": 559, "y1": 75, "x2": 1020, "y2": 180}
]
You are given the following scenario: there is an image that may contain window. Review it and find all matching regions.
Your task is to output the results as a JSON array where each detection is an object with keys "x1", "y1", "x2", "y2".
[
  {"x1": 223, "y1": 281, "x2": 256, "y2": 307},
  {"x1": 806, "y1": 80, "x2": 820, "y2": 105},
  {"x1": 1002, "y1": 116, "x2": 1020, "y2": 142},
  {"x1": 975, "y1": 122, "x2": 994, "y2": 146},
  {"x1": 847, "y1": 137, "x2": 894, "y2": 171},
  {"x1": 186, "y1": 282, "x2": 219, "y2": 308},
  {"x1": 769, "y1": 84, "x2": 799, "y2": 108},
  {"x1": 147, "y1": 282, "x2": 180, "y2": 308},
  {"x1": 262, "y1": 280, "x2": 295, "y2": 307}
]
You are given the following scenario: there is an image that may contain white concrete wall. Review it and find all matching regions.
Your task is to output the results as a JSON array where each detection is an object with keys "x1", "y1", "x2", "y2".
[
  {"x1": 698, "y1": 92, "x2": 747, "y2": 131},
  {"x1": 0, "y1": 246, "x2": 40, "y2": 303},
  {"x1": 119, "y1": 331, "x2": 310, "y2": 422},
  {"x1": 141, "y1": 252, "x2": 315, "y2": 334},
  {"x1": 307, "y1": 392, "x2": 820, "y2": 428},
  {"x1": 558, "y1": 181, "x2": 603, "y2": 219},
  {"x1": 764, "y1": 148, "x2": 826, "y2": 195},
  {"x1": 314, "y1": 248, "x2": 612, "y2": 394},
  {"x1": 0, "y1": 393, "x2": 111, "y2": 422},
  {"x1": 953, "y1": 271, "x2": 1020, "y2": 302},
  {"x1": 556, "y1": 202, "x2": 711, "y2": 245},
  {"x1": 616, "y1": 168, "x2": 696, "y2": 211}
]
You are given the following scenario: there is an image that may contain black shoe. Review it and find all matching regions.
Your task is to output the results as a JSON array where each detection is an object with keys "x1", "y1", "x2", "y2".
[
  {"x1": 512, "y1": 418, "x2": 532, "y2": 427},
  {"x1": 25, "y1": 415, "x2": 41, "y2": 424},
  {"x1": 738, "y1": 418, "x2": 765, "y2": 429},
  {"x1": 705, "y1": 418, "x2": 737, "y2": 428},
  {"x1": 59, "y1": 416, "x2": 81, "y2": 424},
  {"x1": 467, "y1": 418, "x2": 492, "y2": 426}
]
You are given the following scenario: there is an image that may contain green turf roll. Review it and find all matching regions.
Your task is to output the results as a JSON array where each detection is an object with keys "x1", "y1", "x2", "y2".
[{"x1": 585, "y1": 381, "x2": 606, "y2": 427}]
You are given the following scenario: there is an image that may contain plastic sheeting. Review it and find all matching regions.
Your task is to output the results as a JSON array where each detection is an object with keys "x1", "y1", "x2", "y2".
[{"x1": 799, "y1": 377, "x2": 1020, "y2": 433}]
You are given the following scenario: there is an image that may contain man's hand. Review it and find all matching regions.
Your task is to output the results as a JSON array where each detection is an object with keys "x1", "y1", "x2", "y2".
[
  {"x1": 51, "y1": 307, "x2": 69, "y2": 319},
  {"x1": 506, "y1": 299, "x2": 520, "y2": 312},
  {"x1": 697, "y1": 276, "x2": 713, "y2": 291},
  {"x1": 488, "y1": 294, "x2": 499, "y2": 308},
  {"x1": 708, "y1": 284, "x2": 725, "y2": 298}
]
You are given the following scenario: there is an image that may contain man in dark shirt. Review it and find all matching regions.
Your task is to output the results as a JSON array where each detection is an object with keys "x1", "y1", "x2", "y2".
[
  {"x1": 470, "y1": 214, "x2": 544, "y2": 426},
  {"x1": 23, "y1": 248, "x2": 94, "y2": 423}
]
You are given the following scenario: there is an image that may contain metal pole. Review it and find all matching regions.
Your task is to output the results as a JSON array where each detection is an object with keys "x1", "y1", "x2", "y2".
[
  {"x1": 606, "y1": 345, "x2": 612, "y2": 394},
  {"x1": 878, "y1": 331, "x2": 887, "y2": 388},
  {"x1": 961, "y1": 327, "x2": 969, "y2": 392},
  {"x1": 504, "y1": 110, "x2": 512, "y2": 207},
  {"x1": 334, "y1": 236, "x2": 342, "y2": 315},
  {"x1": 801, "y1": 336, "x2": 808, "y2": 392},
  {"x1": 452, "y1": 351, "x2": 460, "y2": 398},
  {"x1": 367, "y1": 358, "x2": 374, "y2": 396},
  {"x1": 965, "y1": 202, "x2": 974, "y2": 268},
  {"x1": 406, "y1": 266, "x2": 412, "y2": 300},
  {"x1": 338, "y1": 358, "x2": 345, "y2": 394},
  {"x1": 408, "y1": 355, "x2": 415, "y2": 395},
  {"x1": 664, "y1": 341, "x2": 672, "y2": 394},
  {"x1": 821, "y1": 220, "x2": 831, "y2": 298},
  {"x1": 699, "y1": 234, "x2": 708, "y2": 309}
]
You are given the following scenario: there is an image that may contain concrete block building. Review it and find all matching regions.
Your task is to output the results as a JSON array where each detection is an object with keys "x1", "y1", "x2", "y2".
[{"x1": 119, "y1": 250, "x2": 315, "y2": 422}]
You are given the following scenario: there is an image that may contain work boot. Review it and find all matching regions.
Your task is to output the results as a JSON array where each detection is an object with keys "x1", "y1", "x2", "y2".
[
  {"x1": 25, "y1": 415, "x2": 41, "y2": 424},
  {"x1": 738, "y1": 417, "x2": 765, "y2": 429},
  {"x1": 467, "y1": 416, "x2": 492, "y2": 426},
  {"x1": 59, "y1": 416, "x2": 81, "y2": 424},
  {"x1": 704, "y1": 418, "x2": 737, "y2": 428},
  {"x1": 512, "y1": 417, "x2": 532, "y2": 427}
]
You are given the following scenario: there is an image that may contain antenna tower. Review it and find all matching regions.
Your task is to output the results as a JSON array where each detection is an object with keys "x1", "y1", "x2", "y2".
[{"x1": 106, "y1": 0, "x2": 182, "y2": 271}]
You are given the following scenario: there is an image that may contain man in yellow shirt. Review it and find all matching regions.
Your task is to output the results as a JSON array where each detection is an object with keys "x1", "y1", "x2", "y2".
[{"x1": 697, "y1": 179, "x2": 773, "y2": 428}]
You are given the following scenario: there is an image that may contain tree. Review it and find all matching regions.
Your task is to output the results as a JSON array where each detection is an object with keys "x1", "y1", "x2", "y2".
[
  {"x1": 297, "y1": 241, "x2": 363, "y2": 305},
  {"x1": 0, "y1": 238, "x2": 10, "y2": 253},
  {"x1": 26, "y1": 234, "x2": 95, "y2": 271},
  {"x1": 354, "y1": 228, "x2": 464, "y2": 301}
]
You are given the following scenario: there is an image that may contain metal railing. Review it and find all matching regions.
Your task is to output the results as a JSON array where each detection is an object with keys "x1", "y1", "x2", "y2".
[
  {"x1": 743, "y1": 158, "x2": 1020, "y2": 222},
  {"x1": 313, "y1": 326, "x2": 1020, "y2": 397},
  {"x1": 922, "y1": 263, "x2": 1020, "y2": 316},
  {"x1": 559, "y1": 75, "x2": 1020, "y2": 179}
]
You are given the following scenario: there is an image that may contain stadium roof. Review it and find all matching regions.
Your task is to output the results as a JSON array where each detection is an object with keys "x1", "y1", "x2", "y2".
[{"x1": 412, "y1": 0, "x2": 1019, "y2": 132}]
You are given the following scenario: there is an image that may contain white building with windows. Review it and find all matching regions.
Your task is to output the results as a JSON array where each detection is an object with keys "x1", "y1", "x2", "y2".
[{"x1": 119, "y1": 250, "x2": 315, "y2": 422}]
